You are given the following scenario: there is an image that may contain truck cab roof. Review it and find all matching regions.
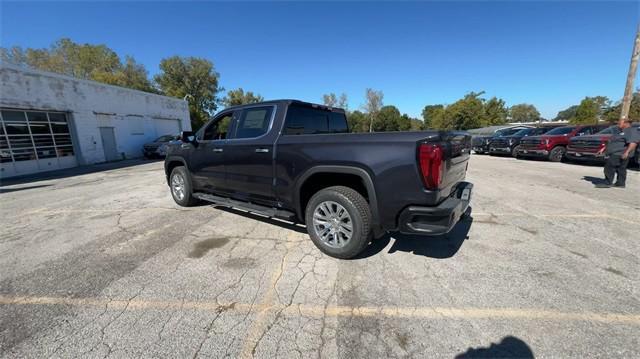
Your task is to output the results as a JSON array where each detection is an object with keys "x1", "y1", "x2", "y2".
[{"x1": 220, "y1": 99, "x2": 346, "y2": 114}]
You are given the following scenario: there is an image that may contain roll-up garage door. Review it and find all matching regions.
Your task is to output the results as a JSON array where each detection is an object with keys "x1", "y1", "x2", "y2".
[
  {"x1": 1, "y1": 109, "x2": 77, "y2": 178},
  {"x1": 153, "y1": 119, "x2": 181, "y2": 138}
]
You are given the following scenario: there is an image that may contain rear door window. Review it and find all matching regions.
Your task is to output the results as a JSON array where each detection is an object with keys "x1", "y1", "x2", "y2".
[
  {"x1": 284, "y1": 105, "x2": 347, "y2": 135},
  {"x1": 234, "y1": 106, "x2": 274, "y2": 139},
  {"x1": 329, "y1": 112, "x2": 348, "y2": 133}
]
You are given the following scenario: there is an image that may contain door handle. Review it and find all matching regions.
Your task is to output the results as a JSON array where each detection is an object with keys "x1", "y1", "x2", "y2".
[
  {"x1": 255, "y1": 148, "x2": 270, "y2": 153},
  {"x1": 212, "y1": 148, "x2": 224, "y2": 153}
]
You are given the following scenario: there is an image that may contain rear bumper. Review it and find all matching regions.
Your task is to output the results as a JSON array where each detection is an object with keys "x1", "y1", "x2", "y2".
[{"x1": 398, "y1": 182, "x2": 473, "y2": 236}]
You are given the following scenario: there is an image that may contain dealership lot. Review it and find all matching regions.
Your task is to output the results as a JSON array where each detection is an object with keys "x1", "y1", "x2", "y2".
[{"x1": 1, "y1": 156, "x2": 638, "y2": 358}]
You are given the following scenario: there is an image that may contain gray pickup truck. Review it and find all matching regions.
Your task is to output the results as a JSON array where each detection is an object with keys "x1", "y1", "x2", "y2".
[{"x1": 165, "y1": 100, "x2": 473, "y2": 258}]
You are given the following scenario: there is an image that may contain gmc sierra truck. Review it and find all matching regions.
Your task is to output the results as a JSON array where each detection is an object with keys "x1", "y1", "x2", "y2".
[
  {"x1": 488, "y1": 126, "x2": 561, "y2": 157},
  {"x1": 517, "y1": 124, "x2": 608, "y2": 162},
  {"x1": 164, "y1": 100, "x2": 473, "y2": 259},
  {"x1": 566, "y1": 123, "x2": 640, "y2": 165}
]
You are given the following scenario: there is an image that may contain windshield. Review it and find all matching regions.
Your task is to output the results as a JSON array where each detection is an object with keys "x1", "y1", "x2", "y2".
[
  {"x1": 512, "y1": 128, "x2": 531, "y2": 136},
  {"x1": 154, "y1": 135, "x2": 175, "y2": 142},
  {"x1": 496, "y1": 128, "x2": 523, "y2": 136},
  {"x1": 544, "y1": 126, "x2": 575, "y2": 135},
  {"x1": 595, "y1": 126, "x2": 616, "y2": 135}
]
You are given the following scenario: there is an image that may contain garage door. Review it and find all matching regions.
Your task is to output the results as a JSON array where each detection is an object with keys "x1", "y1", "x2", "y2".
[
  {"x1": 153, "y1": 119, "x2": 181, "y2": 138},
  {"x1": 1, "y1": 109, "x2": 77, "y2": 178}
]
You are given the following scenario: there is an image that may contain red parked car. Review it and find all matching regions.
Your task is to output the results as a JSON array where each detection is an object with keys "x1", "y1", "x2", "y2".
[
  {"x1": 516, "y1": 124, "x2": 608, "y2": 162},
  {"x1": 566, "y1": 124, "x2": 640, "y2": 165}
]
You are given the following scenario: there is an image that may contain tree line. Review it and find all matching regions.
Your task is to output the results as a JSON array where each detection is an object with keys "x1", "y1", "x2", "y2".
[
  {"x1": 2, "y1": 38, "x2": 637, "y2": 132},
  {"x1": 330, "y1": 89, "x2": 639, "y2": 132},
  {"x1": 328, "y1": 90, "x2": 540, "y2": 132},
  {"x1": 554, "y1": 93, "x2": 640, "y2": 125},
  {"x1": 0, "y1": 38, "x2": 253, "y2": 129}
]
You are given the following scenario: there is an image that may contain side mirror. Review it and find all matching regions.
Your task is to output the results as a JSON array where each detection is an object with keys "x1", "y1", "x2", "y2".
[{"x1": 180, "y1": 131, "x2": 196, "y2": 143}]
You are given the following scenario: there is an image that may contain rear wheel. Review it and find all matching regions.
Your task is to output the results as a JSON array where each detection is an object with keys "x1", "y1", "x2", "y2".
[
  {"x1": 549, "y1": 146, "x2": 566, "y2": 162},
  {"x1": 305, "y1": 186, "x2": 372, "y2": 259},
  {"x1": 170, "y1": 166, "x2": 198, "y2": 207}
]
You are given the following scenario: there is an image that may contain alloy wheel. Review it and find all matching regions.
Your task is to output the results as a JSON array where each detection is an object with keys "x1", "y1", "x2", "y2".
[
  {"x1": 312, "y1": 201, "x2": 353, "y2": 248},
  {"x1": 171, "y1": 173, "x2": 185, "y2": 201}
]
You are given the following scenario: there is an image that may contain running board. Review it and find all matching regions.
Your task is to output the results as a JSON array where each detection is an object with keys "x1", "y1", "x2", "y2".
[{"x1": 193, "y1": 192, "x2": 296, "y2": 220}]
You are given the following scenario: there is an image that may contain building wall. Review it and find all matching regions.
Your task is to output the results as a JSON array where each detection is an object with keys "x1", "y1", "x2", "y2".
[{"x1": 0, "y1": 64, "x2": 190, "y2": 176}]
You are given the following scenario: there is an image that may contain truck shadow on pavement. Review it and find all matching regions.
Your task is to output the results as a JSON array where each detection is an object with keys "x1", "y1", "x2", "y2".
[
  {"x1": 214, "y1": 206, "x2": 473, "y2": 259},
  {"x1": 355, "y1": 207, "x2": 474, "y2": 260},
  {"x1": 455, "y1": 336, "x2": 535, "y2": 358}
]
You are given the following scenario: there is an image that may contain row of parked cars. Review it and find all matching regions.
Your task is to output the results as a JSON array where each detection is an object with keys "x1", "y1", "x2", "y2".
[{"x1": 472, "y1": 123, "x2": 640, "y2": 166}]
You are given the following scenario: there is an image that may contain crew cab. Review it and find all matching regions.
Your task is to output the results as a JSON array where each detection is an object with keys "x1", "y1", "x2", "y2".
[
  {"x1": 471, "y1": 126, "x2": 531, "y2": 154},
  {"x1": 489, "y1": 126, "x2": 561, "y2": 157},
  {"x1": 164, "y1": 100, "x2": 473, "y2": 259},
  {"x1": 516, "y1": 124, "x2": 608, "y2": 162},
  {"x1": 566, "y1": 123, "x2": 640, "y2": 165}
]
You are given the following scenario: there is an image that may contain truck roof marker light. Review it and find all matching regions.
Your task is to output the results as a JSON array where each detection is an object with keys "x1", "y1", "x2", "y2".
[{"x1": 418, "y1": 143, "x2": 444, "y2": 190}]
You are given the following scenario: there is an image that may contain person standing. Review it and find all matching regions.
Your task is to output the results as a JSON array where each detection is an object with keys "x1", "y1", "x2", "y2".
[{"x1": 595, "y1": 117, "x2": 639, "y2": 188}]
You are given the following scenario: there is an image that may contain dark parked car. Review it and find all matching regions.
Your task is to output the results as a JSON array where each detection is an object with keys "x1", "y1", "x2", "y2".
[
  {"x1": 164, "y1": 100, "x2": 473, "y2": 259},
  {"x1": 143, "y1": 135, "x2": 179, "y2": 158},
  {"x1": 517, "y1": 124, "x2": 608, "y2": 162},
  {"x1": 472, "y1": 127, "x2": 532, "y2": 154},
  {"x1": 489, "y1": 126, "x2": 562, "y2": 157}
]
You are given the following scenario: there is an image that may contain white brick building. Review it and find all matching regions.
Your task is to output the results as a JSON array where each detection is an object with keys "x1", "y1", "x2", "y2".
[{"x1": 0, "y1": 64, "x2": 190, "y2": 178}]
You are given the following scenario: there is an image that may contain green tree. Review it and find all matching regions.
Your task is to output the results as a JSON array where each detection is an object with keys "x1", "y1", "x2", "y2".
[
  {"x1": 421, "y1": 105, "x2": 444, "y2": 129},
  {"x1": 571, "y1": 97, "x2": 600, "y2": 124},
  {"x1": 373, "y1": 106, "x2": 411, "y2": 131},
  {"x1": 483, "y1": 97, "x2": 508, "y2": 125},
  {"x1": 602, "y1": 91, "x2": 640, "y2": 122},
  {"x1": 347, "y1": 110, "x2": 368, "y2": 132},
  {"x1": 222, "y1": 88, "x2": 264, "y2": 107},
  {"x1": 444, "y1": 92, "x2": 486, "y2": 130},
  {"x1": 554, "y1": 105, "x2": 578, "y2": 122},
  {"x1": 509, "y1": 104, "x2": 540, "y2": 123},
  {"x1": 92, "y1": 56, "x2": 157, "y2": 93},
  {"x1": 406, "y1": 115, "x2": 424, "y2": 131},
  {"x1": 1, "y1": 38, "x2": 155, "y2": 93},
  {"x1": 155, "y1": 56, "x2": 221, "y2": 129}
]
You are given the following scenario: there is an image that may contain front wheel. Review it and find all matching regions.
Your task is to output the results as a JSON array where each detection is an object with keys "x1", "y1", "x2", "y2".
[
  {"x1": 305, "y1": 186, "x2": 372, "y2": 259},
  {"x1": 169, "y1": 166, "x2": 198, "y2": 207},
  {"x1": 549, "y1": 146, "x2": 566, "y2": 162},
  {"x1": 511, "y1": 145, "x2": 521, "y2": 158}
]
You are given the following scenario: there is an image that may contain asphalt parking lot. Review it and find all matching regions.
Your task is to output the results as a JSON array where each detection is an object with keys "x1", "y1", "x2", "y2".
[{"x1": 1, "y1": 156, "x2": 638, "y2": 358}]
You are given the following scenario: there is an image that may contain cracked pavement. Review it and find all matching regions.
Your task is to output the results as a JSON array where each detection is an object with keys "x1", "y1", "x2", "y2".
[{"x1": 0, "y1": 157, "x2": 638, "y2": 358}]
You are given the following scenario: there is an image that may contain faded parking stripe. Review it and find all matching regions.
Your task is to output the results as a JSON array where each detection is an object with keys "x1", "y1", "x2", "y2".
[{"x1": 1, "y1": 295, "x2": 638, "y2": 325}]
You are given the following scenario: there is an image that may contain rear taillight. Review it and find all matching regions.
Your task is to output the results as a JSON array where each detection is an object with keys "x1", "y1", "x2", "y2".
[{"x1": 418, "y1": 143, "x2": 444, "y2": 190}]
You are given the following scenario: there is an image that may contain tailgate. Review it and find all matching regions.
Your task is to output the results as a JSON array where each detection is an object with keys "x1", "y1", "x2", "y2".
[{"x1": 440, "y1": 132, "x2": 471, "y2": 197}]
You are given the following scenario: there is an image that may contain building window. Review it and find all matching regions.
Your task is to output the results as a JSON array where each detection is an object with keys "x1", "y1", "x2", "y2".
[{"x1": 0, "y1": 109, "x2": 75, "y2": 163}]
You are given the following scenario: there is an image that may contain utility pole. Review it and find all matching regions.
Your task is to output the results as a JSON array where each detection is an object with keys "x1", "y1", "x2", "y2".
[{"x1": 620, "y1": 24, "x2": 640, "y2": 120}]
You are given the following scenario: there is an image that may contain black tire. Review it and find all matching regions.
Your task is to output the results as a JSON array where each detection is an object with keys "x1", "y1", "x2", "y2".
[
  {"x1": 305, "y1": 186, "x2": 372, "y2": 259},
  {"x1": 169, "y1": 166, "x2": 198, "y2": 207},
  {"x1": 549, "y1": 146, "x2": 565, "y2": 162},
  {"x1": 511, "y1": 145, "x2": 521, "y2": 158}
]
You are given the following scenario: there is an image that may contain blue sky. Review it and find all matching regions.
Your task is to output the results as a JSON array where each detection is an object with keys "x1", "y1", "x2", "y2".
[{"x1": 1, "y1": 1, "x2": 639, "y2": 119}]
